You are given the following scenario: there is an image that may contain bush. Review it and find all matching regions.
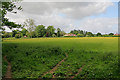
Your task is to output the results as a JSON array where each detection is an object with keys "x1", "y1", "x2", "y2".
[
  {"x1": 27, "y1": 31, "x2": 36, "y2": 38},
  {"x1": 64, "y1": 36, "x2": 76, "y2": 37},
  {"x1": 77, "y1": 34, "x2": 84, "y2": 37},
  {"x1": 15, "y1": 34, "x2": 21, "y2": 38},
  {"x1": 31, "y1": 31, "x2": 36, "y2": 38},
  {"x1": 52, "y1": 34, "x2": 56, "y2": 37},
  {"x1": 96, "y1": 32, "x2": 102, "y2": 36},
  {"x1": 2, "y1": 33, "x2": 11, "y2": 38},
  {"x1": 26, "y1": 32, "x2": 30, "y2": 38},
  {"x1": 86, "y1": 35, "x2": 94, "y2": 37}
]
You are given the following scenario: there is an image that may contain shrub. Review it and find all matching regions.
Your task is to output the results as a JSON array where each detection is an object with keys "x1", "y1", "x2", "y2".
[
  {"x1": 31, "y1": 31, "x2": 36, "y2": 38},
  {"x1": 2, "y1": 32, "x2": 11, "y2": 38},
  {"x1": 52, "y1": 34, "x2": 56, "y2": 37},
  {"x1": 15, "y1": 34, "x2": 21, "y2": 38},
  {"x1": 64, "y1": 36, "x2": 76, "y2": 37},
  {"x1": 96, "y1": 32, "x2": 102, "y2": 36},
  {"x1": 77, "y1": 34, "x2": 84, "y2": 37}
]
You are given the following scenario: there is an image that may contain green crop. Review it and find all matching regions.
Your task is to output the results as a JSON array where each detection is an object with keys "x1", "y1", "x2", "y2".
[{"x1": 2, "y1": 37, "x2": 119, "y2": 78}]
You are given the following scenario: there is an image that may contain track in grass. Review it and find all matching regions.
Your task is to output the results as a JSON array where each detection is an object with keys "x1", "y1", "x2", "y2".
[
  {"x1": 2, "y1": 37, "x2": 118, "y2": 78},
  {"x1": 4, "y1": 56, "x2": 12, "y2": 78},
  {"x1": 70, "y1": 65, "x2": 85, "y2": 78},
  {"x1": 43, "y1": 53, "x2": 68, "y2": 78}
]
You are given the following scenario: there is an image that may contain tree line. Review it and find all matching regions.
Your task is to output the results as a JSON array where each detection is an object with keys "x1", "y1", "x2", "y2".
[
  {"x1": 2, "y1": 26, "x2": 66, "y2": 38},
  {"x1": 2, "y1": 19, "x2": 66, "y2": 38},
  {"x1": 70, "y1": 30, "x2": 117, "y2": 37},
  {"x1": 2, "y1": 26, "x2": 118, "y2": 39}
]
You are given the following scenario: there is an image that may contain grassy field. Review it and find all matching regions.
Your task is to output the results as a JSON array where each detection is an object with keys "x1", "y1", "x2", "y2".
[{"x1": 2, "y1": 37, "x2": 119, "y2": 78}]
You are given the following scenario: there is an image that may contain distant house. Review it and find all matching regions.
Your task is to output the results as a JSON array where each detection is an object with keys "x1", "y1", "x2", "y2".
[
  {"x1": 64, "y1": 34, "x2": 77, "y2": 37},
  {"x1": 24, "y1": 36, "x2": 27, "y2": 38},
  {"x1": 114, "y1": 33, "x2": 120, "y2": 36}
]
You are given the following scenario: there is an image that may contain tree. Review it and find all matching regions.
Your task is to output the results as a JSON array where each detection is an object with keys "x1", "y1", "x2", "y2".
[
  {"x1": 31, "y1": 31, "x2": 36, "y2": 38},
  {"x1": 12, "y1": 30, "x2": 19, "y2": 37},
  {"x1": 96, "y1": 32, "x2": 102, "y2": 36},
  {"x1": 109, "y1": 33, "x2": 114, "y2": 35},
  {"x1": 72, "y1": 29, "x2": 78, "y2": 35},
  {"x1": 15, "y1": 34, "x2": 21, "y2": 38},
  {"x1": 35, "y1": 25, "x2": 46, "y2": 37},
  {"x1": 21, "y1": 28, "x2": 28, "y2": 36},
  {"x1": 60, "y1": 31, "x2": 66, "y2": 36},
  {"x1": 70, "y1": 30, "x2": 74, "y2": 34},
  {"x1": 52, "y1": 34, "x2": 56, "y2": 37},
  {"x1": 70, "y1": 29, "x2": 84, "y2": 35},
  {"x1": 86, "y1": 32, "x2": 94, "y2": 37},
  {"x1": 46, "y1": 26, "x2": 55, "y2": 37},
  {"x1": 1, "y1": 1, "x2": 22, "y2": 30},
  {"x1": 2, "y1": 32, "x2": 11, "y2": 38},
  {"x1": 26, "y1": 32, "x2": 30, "y2": 37},
  {"x1": 83, "y1": 31, "x2": 87, "y2": 37},
  {"x1": 2, "y1": 31, "x2": 5, "y2": 34},
  {"x1": 79, "y1": 30, "x2": 83, "y2": 34},
  {"x1": 24, "y1": 18, "x2": 36, "y2": 38},
  {"x1": 77, "y1": 34, "x2": 84, "y2": 37},
  {"x1": 57, "y1": 28, "x2": 61, "y2": 37}
]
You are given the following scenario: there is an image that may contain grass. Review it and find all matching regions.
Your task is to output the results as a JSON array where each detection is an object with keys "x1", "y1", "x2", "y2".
[{"x1": 2, "y1": 37, "x2": 119, "y2": 78}]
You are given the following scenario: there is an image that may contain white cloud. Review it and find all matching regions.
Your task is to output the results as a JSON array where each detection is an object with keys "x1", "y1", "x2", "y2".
[
  {"x1": 5, "y1": 2, "x2": 117, "y2": 33},
  {"x1": 78, "y1": 18, "x2": 118, "y2": 34},
  {"x1": 54, "y1": 2, "x2": 113, "y2": 19},
  {"x1": 17, "y1": 2, "x2": 113, "y2": 19}
]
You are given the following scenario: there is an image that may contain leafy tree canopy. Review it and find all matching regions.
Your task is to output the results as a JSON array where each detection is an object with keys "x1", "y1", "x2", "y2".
[
  {"x1": 46, "y1": 26, "x2": 55, "y2": 37},
  {"x1": 109, "y1": 33, "x2": 114, "y2": 35},
  {"x1": 35, "y1": 25, "x2": 46, "y2": 37},
  {"x1": 96, "y1": 32, "x2": 102, "y2": 36},
  {"x1": 57, "y1": 28, "x2": 61, "y2": 37},
  {"x1": 1, "y1": 1, "x2": 22, "y2": 30}
]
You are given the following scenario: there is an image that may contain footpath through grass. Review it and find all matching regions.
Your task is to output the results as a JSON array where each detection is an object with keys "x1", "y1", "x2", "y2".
[{"x1": 2, "y1": 37, "x2": 119, "y2": 78}]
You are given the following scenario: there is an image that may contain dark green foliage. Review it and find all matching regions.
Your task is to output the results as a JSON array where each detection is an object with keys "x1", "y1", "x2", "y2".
[
  {"x1": 70, "y1": 30, "x2": 85, "y2": 36},
  {"x1": 15, "y1": 34, "x2": 21, "y2": 38},
  {"x1": 35, "y1": 25, "x2": 46, "y2": 37},
  {"x1": 64, "y1": 36, "x2": 76, "y2": 37},
  {"x1": 57, "y1": 28, "x2": 61, "y2": 37},
  {"x1": 21, "y1": 28, "x2": 28, "y2": 36},
  {"x1": 49, "y1": 47, "x2": 63, "y2": 55},
  {"x1": 2, "y1": 38, "x2": 119, "y2": 78},
  {"x1": 12, "y1": 30, "x2": 18, "y2": 37},
  {"x1": 1, "y1": 2, "x2": 22, "y2": 30},
  {"x1": 109, "y1": 33, "x2": 114, "y2": 35},
  {"x1": 2, "y1": 59, "x2": 8, "y2": 77},
  {"x1": 42, "y1": 73, "x2": 53, "y2": 78},
  {"x1": 86, "y1": 32, "x2": 94, "y2": 37},
  {"x1": 46, "y1": 26, "x2": 55, "y2": 37},
  {"x1": 96, "y1": 32, "x2": 102, "y2": 36},
  {"x1": 2, "y1": 32, "x2": 11, "y2": 38},
  {"x1": 52, "y1": 34, "x2": 56, "y2": 37},
  {"x1": 102, "y1": 34, "x2": 110, "y2": 37},
  {"x1": 31, "y1": 31, "x2": 36, "y2": 38},
  {"x1": 2, "y1": 43, "x2": 65, "y2": 78},
  {"x1": 77, "y1": 34, "x2": 84, "y2": 37},
  {"x1": 70, "y1": 29, "x2": 78, "y2": 35}
]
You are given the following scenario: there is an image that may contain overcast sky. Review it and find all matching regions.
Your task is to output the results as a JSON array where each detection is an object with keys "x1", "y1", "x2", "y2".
[{"x1": 5, "y1": 1, "x2": 118, "y2": 34}]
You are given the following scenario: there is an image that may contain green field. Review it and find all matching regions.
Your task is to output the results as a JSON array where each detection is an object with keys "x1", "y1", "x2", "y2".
[{"x1": 2, "y1": 37, "x2": 119, "y2": 78}]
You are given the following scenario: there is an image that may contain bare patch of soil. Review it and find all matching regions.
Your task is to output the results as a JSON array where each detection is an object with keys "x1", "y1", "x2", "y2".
[
  {"x1": 4, "y1": 56, "x2": 12, "y2": 78},
  {"x1": 43, "y1": 53, "x2": 68, "y2": 78},
  {"x1": 71, "y1": 65, "x2": 85, "y2": 78}
]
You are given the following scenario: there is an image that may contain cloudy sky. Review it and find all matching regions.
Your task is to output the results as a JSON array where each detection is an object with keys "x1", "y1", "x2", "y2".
[{"x1": 5, "y1": 0, "x2": 118, "y2": 34}]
